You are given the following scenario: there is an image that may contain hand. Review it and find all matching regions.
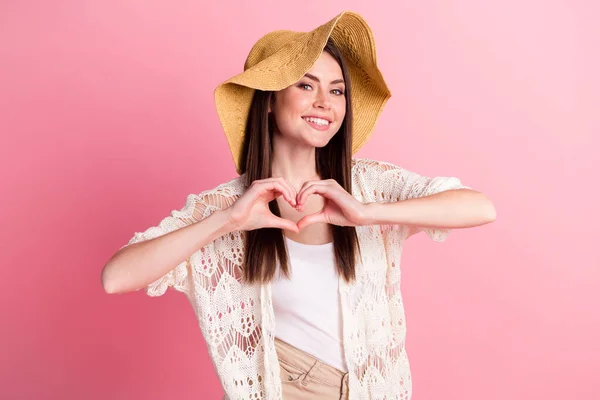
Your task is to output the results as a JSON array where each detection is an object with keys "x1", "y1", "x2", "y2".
[
  {"x1": 227, "y1": 178, "x2": 299, "y2": 233},
  {"x1": 295, "y1": 179, "x2": 368, "y2": 231}
]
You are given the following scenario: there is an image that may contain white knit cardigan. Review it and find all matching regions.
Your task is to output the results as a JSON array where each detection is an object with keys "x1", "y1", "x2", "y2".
[{"x1": 123, "y1": 158, "x2": 467, "y2": 400}]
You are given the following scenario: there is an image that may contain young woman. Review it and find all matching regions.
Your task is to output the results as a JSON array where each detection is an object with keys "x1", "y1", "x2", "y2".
[{"x1": 101, "y1": 11, "x2": 496, "y2": 400}]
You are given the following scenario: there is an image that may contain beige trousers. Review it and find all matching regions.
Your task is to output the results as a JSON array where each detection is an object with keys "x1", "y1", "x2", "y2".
[{"x1": 275, "y1": 337, "x2": 350, "y2": 400}]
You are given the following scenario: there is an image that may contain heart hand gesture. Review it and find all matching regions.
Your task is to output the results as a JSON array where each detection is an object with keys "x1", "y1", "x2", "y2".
[
  {"x1": 295, "y1": 179, "x2": 369, "y2": 231},
  {"x1": 226, "y1": 178, "x2": 369, "y2": 233},
  {"x1": 227, "y1": 178, "x2": 300, "y2": 233}
]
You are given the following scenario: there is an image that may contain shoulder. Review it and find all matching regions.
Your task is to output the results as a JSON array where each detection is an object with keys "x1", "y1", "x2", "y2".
[
  {"x1": 352, "y1": 157, "x2": 402, "y2": 177},
  {"x1": 202, "y1": 174, "x2": 247, "y2": 198},
  {"x1": 193, "y1": 175, "x2": 247, "y2": 212},
  {"x1": 351, "y1": 158, "x2": 402, "y2": 199}
]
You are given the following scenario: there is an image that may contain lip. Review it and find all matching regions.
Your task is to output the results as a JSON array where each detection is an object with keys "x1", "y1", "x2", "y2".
[
  {"x1": 302, "y1": 117, "x2": 331, "y2": 131},
  {"x1": 302, "y1": 115, "x2": 332, "y2": 123}
]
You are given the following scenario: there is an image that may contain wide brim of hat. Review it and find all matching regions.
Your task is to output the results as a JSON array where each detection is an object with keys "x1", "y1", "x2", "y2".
[{"x1": 214, "y1": 11, "x2": 391, "y2": 174}]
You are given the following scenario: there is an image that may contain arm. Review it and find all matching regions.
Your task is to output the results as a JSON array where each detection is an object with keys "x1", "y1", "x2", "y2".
[
  {"x1": 101, "y1": 208, "x2": 236, "y2": 295},
  {"x1": 362, "y1": 188, "x2": 496, "y2": 229},
  {"x1": 295, "y1": 159, "x2": 496, "y2": 240},
  {"x1": 101, "y1": 178, "x2": 299, "y2": 295}
]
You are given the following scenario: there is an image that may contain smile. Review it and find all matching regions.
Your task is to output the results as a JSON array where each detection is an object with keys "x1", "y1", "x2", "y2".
[{"x1": 302, "y1": 117, "x2": 331, "y2": 130}]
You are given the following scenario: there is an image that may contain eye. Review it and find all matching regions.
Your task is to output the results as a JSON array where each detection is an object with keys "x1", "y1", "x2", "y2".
[
  {"x1": 299, "y1": 83, "x2": 313, "y2": 91},
  {"x1": 331, "y1": 88, "x2": 345, "y2": 96}
]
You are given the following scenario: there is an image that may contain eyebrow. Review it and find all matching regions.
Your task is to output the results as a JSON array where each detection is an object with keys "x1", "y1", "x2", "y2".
[{"x1": 304, "y1": 73, "x2": 345, "y2": 85}]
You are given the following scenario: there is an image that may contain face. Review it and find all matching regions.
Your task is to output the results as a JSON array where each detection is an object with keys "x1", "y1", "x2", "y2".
[{"x1": 269, "y1": 51, "x2": 346, "y2": 148}]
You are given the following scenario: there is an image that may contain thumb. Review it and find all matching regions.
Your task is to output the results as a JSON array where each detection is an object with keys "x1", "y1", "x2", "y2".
[
  {"x1": 266, "y1": 216, "x2": 299, "y2": 233},
  {"x1": 297, "y1": 211, "x2": 326, "y2": 231}
]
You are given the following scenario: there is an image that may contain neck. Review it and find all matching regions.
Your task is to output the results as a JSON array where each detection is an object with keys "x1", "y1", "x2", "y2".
[{"x1": 270, "y1": 136, "x2": 320, "y2": 190}]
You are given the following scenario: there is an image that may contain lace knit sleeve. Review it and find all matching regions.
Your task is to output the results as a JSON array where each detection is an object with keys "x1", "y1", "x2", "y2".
[
  {"x1": 121, "y1": 192, "x2": 229, "y2": 297},
  {"x1": 355, "y1": 158, "x2": 470, "y2": 242}
]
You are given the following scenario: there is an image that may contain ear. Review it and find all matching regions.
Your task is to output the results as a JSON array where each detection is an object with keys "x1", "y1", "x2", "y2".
[{"x1": 268, "y1": 93, "x2": 275, "y2": 113}]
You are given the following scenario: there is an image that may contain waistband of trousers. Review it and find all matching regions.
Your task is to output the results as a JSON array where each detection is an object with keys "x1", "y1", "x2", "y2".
[{"x1": 274, "y1": 337, "x2": 349, "y2": 389}]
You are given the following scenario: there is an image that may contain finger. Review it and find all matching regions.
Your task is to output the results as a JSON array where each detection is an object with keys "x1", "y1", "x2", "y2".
[
  {"x1": 295, "y1": 181, "x2": 320, "y2": 207},
  {"x1": 297, "y1": 183, "x2": 335, "y2": 207},
  {"x1": 297, "y1": 179, "x2": 343, "y2": 207},
  {"x1": 297, "y1": 211, "x2": 326, "y2": 231},
  {"x1": 255, "y1": 180, "x2": 296, "y2": 206},
  {"x1": 266, "y1": 215, "x2": 299, "y2": 233},
  {"x1": 297, "y1": 179, "x2": 316, "y2": 193},
  {"x1": 274, "y1": 177, "x2": 297, "y2": 206},
  {"x1": 297, "y1": 178, "x2": 337, "y2": 193},
  {"x1": 258, "y1": 178, "x2": 297, "y2": 206},
  {"x1": 296, "y1": 180, "x2": 321, "y2": 200}
]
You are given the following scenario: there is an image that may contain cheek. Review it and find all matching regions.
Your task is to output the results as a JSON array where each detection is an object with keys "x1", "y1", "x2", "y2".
[
  {"x1": 334, "y1": 101, "x2": 347, "y2": 124},
  {"x1": 289, "y1": 94, "x2": 312, "y2": 112},
  {"x1": 275, "y1": 93, "x2": 307, "y2": 117}
]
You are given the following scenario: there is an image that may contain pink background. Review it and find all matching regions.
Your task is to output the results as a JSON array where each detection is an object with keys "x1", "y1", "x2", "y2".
[{"x1": 1, "y1": 1, "x2": 598, "y2": 399}]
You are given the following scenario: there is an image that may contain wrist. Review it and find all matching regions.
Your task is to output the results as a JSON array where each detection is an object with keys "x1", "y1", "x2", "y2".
[
  {"x1": 361, "y1": 202, "x2": 384, "y2": 225},
  {"x1": 215, "y1": 208, "x2": 240, "y2": 236}
]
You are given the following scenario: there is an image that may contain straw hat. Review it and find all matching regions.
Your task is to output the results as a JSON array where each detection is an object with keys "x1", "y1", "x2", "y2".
[{"x1": 214, "y1": 11, "x2": 391, "y2": 174}]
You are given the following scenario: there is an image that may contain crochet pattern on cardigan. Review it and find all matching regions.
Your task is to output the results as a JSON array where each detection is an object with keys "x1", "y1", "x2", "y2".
[{"x1": 122, "y1": 158, "x2": 467, "y2": 400}]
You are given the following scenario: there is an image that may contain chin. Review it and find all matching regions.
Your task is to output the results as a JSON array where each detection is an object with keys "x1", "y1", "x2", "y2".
[
  {"x1": 307, "y1": 138, "x2": 334, "y2": 149},
  {"x1": 305, "y1": 134, "x2": 337, "y2": 148},
  {"x1": 292, "y1": 129, "x2": 337, "y2": 149}
]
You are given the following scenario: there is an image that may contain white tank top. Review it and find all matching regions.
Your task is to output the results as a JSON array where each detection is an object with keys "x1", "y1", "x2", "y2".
[{"x1": 271, "y1": 236, "x2": 347, "y2": 372}]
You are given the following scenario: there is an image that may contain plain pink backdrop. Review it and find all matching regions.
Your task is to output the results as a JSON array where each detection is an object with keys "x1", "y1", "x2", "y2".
[{"x1": 1, "y1": 1, "x2": 598, "y2": 399}]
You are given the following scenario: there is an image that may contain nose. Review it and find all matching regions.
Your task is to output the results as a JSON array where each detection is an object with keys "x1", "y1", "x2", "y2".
[{"x1": 313, "y1": 89, "x2": 331, "y2": 109}]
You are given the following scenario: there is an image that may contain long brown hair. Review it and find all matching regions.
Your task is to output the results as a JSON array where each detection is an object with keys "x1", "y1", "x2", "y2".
[{"x1": 239, "y1": 39, "x2": 360, "y2": 284}]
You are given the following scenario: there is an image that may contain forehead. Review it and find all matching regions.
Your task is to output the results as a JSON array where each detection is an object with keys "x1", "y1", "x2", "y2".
[{"x1": 306, "y1": 51, "x2": 343, "y2": 79}]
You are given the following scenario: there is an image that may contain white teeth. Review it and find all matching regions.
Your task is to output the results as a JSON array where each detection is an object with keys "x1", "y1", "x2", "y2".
[{"x1": 303, "y1": 117, "x2": 329, "y2": 126}]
